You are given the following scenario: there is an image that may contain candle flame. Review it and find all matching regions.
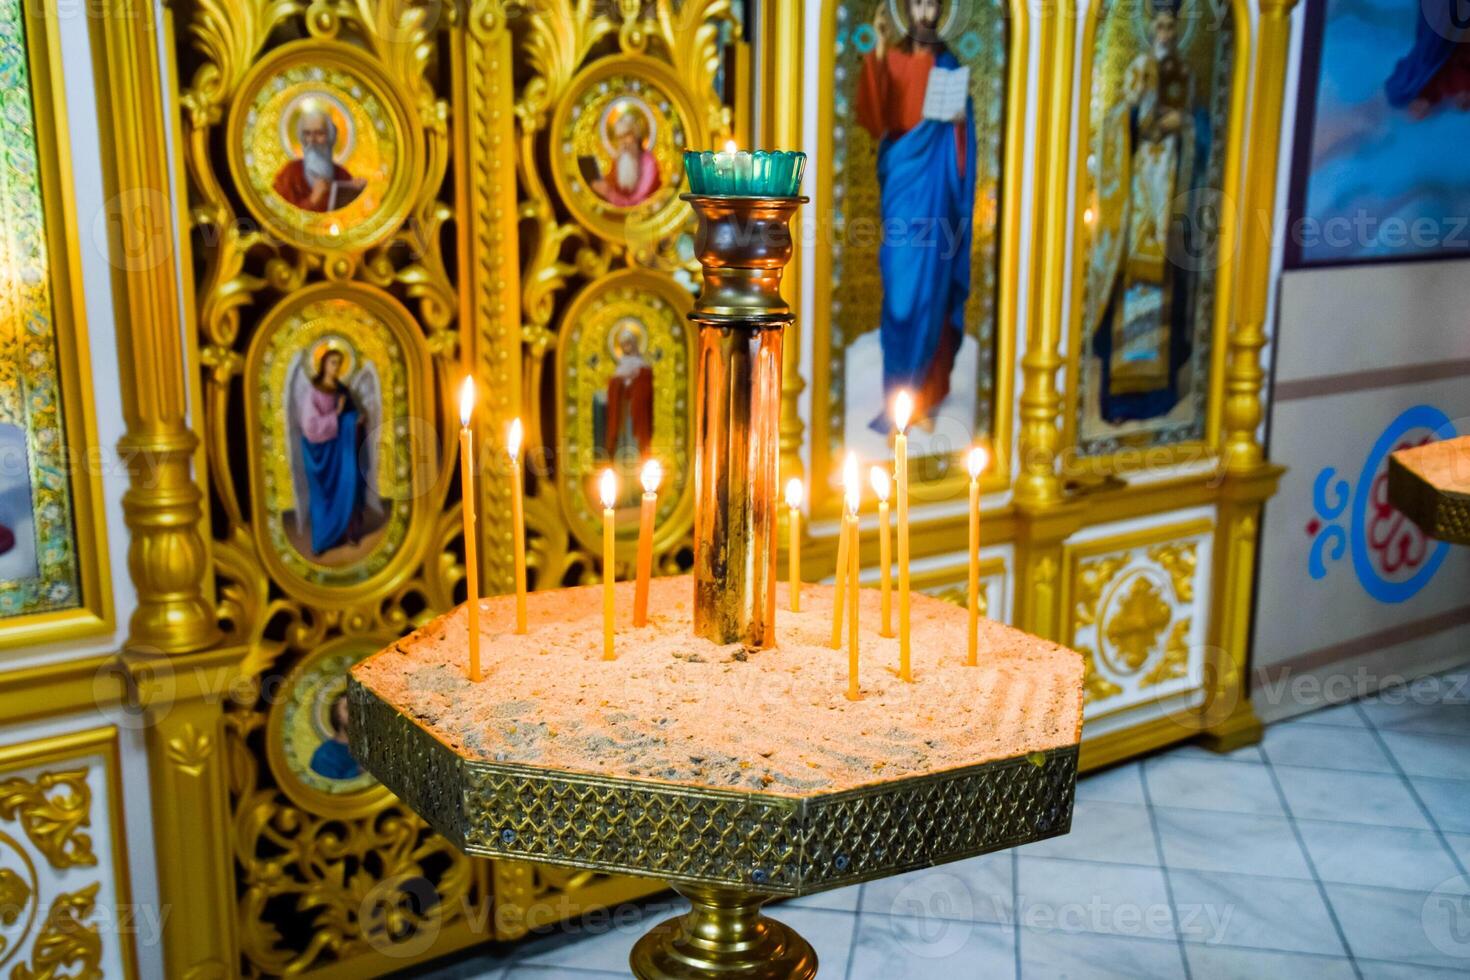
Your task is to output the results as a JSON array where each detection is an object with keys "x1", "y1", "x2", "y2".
[
  {"x1": 723, "y1": 138, "x2": 738, "y2": 153},
  {"x1": 599, "y1": 468, "x2": 617, "y2": 510},
  {"x1": 641, "y1": 458, "x2": 663, "y2": 493},
  {"x1": 458, "y1": 376, "x2": 475, "y2": 428},
  {"x1": 869, "y1": 465, "x2": 890, "y2": 502},
  {"x1": 842, "y1": 451, "x2": 860, "y2": 516},
  {"x1": 893, "y1": 390, "x2": 913, "y2": 433},
  {"x1": 785, "y1": 477, "x2": 804, "y2": 510},
  {"x1": 507, "y1": 417, "x2": 523, "y2": 461},
  {"x1": 967, "y1": 445, "x2": 989, "y2": 479}
]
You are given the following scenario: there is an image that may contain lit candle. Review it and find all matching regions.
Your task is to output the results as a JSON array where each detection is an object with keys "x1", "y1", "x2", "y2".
[
  {"x1": 966, "y1": 445, "x2": 989, "y2": 667},
  {"x1": 845, "y1": 464, "x2": 861, "y2": 702},
  {"x1": 830, "y1": 453, "x2": 858, "y2": 650},
  {"x1": 870, "y1": 466, "x2": 892, "y2": 638},
  {"x1": 600, "y1": 468, "x2": 617, "y2": 661},
  {"x1": 894, "y1": 391, "x2": 913, "y2": 682},
  {"x1": 634, "y1": 459, "x2": 661, "y2": 627},
  {"x1": 458, "y1": 377, "x2": 482, "y2": 683},
  {"x1": 715, "y1": 138, "x2": 738, "y2": 184},
  {"x1": 508, "y1": 417, "x2": 527, "y2": 634},
  {"x1": 786, "y1": 478, "x2": 803, "y2": 612}
]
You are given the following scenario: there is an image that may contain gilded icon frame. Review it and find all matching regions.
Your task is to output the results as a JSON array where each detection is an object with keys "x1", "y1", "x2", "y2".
[
  {"x1": 242, "y1": 282, "x2": 437, "y2": 608},
  {"x1": 1060, "y1": 0, "x2": 1249, "y2": 476},
  {"x1": 265, "y1": 634, "x2": 396, "y2": 820},
  {"x1": 553, "y1": 268, "x2": 697, "y2": 559},
  {"x1": 225, "y1": 39, "x2": 424, "y2": 255},
  {"x1": 0, "y1": 0, "x2": 112, "y2": 652},
  {"x1": 548, "y1": 54, "x2": 710, "y2": 250},
  {"x1": 808, "y1": 0, "x2": 1025, "y2": 520}
]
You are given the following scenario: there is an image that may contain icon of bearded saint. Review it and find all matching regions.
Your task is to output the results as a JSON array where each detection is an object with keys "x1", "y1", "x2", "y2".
[
  {"x1": 273, "y1": 104, "x2": 367, "y2": 213},
  {"x1": 591, "y1": 108, "x2": 662, "y2": 208}
]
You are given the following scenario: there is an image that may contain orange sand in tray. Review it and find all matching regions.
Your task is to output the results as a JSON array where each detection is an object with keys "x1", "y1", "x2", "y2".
[
  {"x1": 1396, "y1": 436, "x2": 1470, "y2": 494},
  {"x1": 352, "y1": 575, "x2": 1084, "y2": 796}
]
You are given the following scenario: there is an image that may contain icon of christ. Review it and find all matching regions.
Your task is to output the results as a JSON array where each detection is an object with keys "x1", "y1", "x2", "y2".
[{"x1": 855, "y1": 0, "x2": 978, "y2": 431}]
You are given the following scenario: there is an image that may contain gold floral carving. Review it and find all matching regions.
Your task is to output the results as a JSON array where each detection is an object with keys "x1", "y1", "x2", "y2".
[
  {"x1": 10, "y1": 883, "x2": 102, "y2": 980},
  {"x1": 1104, "y1": 577, "x2": 1171, "y2": 671},
  {"x1": 0, "y1": 866, "x2": 33, "y2": 958},
  {"x1": 1147, "y1": 541, "x2": 1197, "y2": 603},
  {"x1": 1073, "y1": 555, "x2": 1127, "y2": 702},
  {"x1": 165, "y1": 725, "x2": 214, "y2": 777},
  {"x1": 0, "y1": 770, "x2": 96, "y2": 870},
  {"x1": 1142, "y1": 618, "x2": 1191, "y2": 688}
]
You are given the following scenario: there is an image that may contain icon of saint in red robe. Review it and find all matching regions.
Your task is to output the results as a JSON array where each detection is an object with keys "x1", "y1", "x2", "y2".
[
  {"x1": 273, "y1": 107, "x2": 367, "y2": 213},
  {"x1": 603, "y1": 325, "x2": 654, "y2": 461},
  {"x1": 590, "y1": 107, "x2": 662, "y2": 208}
]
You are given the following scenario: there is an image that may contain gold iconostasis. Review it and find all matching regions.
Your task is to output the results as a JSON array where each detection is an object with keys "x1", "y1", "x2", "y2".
[{"x1": 0, "y1": 0, "x2": 1296, "y2": 976}]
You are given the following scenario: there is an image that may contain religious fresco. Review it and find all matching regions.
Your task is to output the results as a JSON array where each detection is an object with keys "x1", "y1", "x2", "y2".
[
  {"x1": 228, "y1": 41, "x2": 418, "y2": 250},
  {"x1": 244, "y1": 284, "x2": 434, "y2": 599},
  {"x1": 556, "y1": 270, "x2": 694, "y2": 553},
  {"x1": 0, "y1": 0, "x2": 82, "y2": 624},
  {"x1": 1286, "y1": 0, "x2": 1470, "y2": 266},
  {"x1": 821, "y1": 0, "x2": 1009, "y2": 475},
  {"x1": 1075, "y1": 0, "x2": 1235, "y2": 459}
]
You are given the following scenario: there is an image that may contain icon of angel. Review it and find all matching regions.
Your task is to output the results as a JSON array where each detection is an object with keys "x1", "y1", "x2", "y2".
[{"x1": 287, "y1": 337, "x2": 384, "y2": 558}]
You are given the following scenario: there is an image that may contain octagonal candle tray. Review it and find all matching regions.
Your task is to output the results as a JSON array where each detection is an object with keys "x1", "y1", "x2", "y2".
[{"x1": 348, "y1": 575, "x2": 1085, "y2": 897}]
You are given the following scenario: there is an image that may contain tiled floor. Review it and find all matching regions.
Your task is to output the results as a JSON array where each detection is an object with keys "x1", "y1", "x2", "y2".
[{"x1": 408, "y1": 670, "x2": 1470, "y2": 978}]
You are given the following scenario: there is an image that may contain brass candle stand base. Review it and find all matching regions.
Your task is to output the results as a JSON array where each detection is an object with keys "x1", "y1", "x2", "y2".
[{"x1": 629, "y1": 884, "x2": 816, "y2": 980}]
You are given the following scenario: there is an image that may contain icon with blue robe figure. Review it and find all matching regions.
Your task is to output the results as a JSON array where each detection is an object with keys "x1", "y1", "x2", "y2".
[
  {"x1": 855, "y1": 0, "x2": 979, "y2": 432},
  {"x1": 1385, "y1": 0, "x2": 1470, "y2": 119},
  {"x1": 287, "y1": 337, "x2": 385, "y2": 563}
]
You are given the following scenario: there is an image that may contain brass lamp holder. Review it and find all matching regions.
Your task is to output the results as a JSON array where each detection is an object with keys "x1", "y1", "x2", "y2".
[{"x1": 684, "y1": 193, "x2": 806, "y2": 649}]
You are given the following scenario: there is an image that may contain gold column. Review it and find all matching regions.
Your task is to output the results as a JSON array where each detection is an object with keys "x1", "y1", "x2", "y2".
[
  {"x1": 1222, "y1": 0, "x2": 1299, "y2": 475},
  {"x1": 90, "y1": 0, "x2": 217, "y2": 655},
  {"x1": 1012, "y1": 0, "x2": 1083, "y2": 638},
  {"x1": 1200, "y1": 0, "x2": 1298, "y2": 750},
  {"x1": 90, "y1": 1, "x2": 235, "y2": 976},
  {"x1": 762, "y1": 0, "x2": 806, "y2": 489}
]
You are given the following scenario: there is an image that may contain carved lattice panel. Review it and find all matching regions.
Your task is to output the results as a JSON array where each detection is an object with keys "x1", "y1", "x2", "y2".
[{"x1": 171, "y1": 0, "x2": 748, "y2": 972}]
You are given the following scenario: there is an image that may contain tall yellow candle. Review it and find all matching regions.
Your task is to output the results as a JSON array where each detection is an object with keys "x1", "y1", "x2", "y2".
[
  {"x1": 786, "y1": 478, "x2": 803, "y2": 612},
  {"x1": 845, "y1": 477, "x2": 861, "y2": 701},
  {"x1": 600, "y1": 468, "x2": 617, "y2": 660},
  {"x1": 831, "y1": 453, "x2": 858, "y2": 649},
  {"x1": 966, "y1": 445, "x2": 988, "y2": 667},
  {"x1": 870, "y1": 466, "x2": 892, "y2": 637},
  {"x1": 634, "y1": 459, "x2": 661, "y2": 627},
  {"x1": 458, "y1": 377, "x2": 482, "y2": 682},
  {"x1": 894, "y1": 391, "x2": 913, "y2": 682},
  {"x1": 508, "y1": 418, "x2": 527, "y2": 634},
  {"x1": 829, "y1": 512, "x2": 849, "y2": 650}
]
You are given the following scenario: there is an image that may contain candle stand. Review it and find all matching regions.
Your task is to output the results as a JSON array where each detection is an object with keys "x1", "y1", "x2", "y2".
[
  {"x1": 347, "y1": 151, "x2": 1084, "y2": 978},
  {"x1": 348, "y1": 601, "x2": 1079, "y2": 980},
  {"x1": 1389, "y1": 435, "x2": 1470, "y2": 545}
]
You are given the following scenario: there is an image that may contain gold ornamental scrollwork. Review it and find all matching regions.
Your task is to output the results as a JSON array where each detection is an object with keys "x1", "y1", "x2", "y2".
[
  {"x1": 0, "y1": 770, "x2": 96, "y2": 871},
  {"x1": 1068, "y1": 528, "x2": 1207, "y2": 709},
  {"x1": 0, "y1": 834, "x2": 40, "y2": 970},
  {"x1": 9, "y1": 883, "x2": 103, "y2": 980}
]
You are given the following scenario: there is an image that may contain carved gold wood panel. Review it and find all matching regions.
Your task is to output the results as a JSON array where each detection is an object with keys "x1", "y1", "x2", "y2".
[
  {"x1": 0, "y1": 728, "x2": 135, "y2": 980},
  {"x1": 173, "y1": 0, "x2": 746, "y2": 972},
  {"x1": 1063, "y1": 516, "x2": 1213, "y2": 720},
  {"x1": 497, "y1": 0, "x2": 745, "y2": 592}
]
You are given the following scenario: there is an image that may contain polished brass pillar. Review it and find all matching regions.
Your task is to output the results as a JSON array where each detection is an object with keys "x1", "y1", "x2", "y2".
[{"x1": 685, "y1": 194, "x2": 804, "y2": 647}]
